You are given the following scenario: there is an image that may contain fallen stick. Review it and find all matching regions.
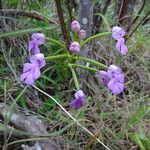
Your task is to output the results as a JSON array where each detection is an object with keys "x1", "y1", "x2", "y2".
[
  {"x1": 0, "y1": 103, "x2": 61, "y2": 150},
  {"x1": 0, "y1": 9, "x2": 58, "y2": 25}
]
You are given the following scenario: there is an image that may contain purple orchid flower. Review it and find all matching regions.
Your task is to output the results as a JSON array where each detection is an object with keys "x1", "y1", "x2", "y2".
[
  {"x1": 20, "y1": 53, "x2": 45, "y2": 86},
  {"x1": 29, "y1": 33, "x2": 45, "y2": 55},
  {"x1": 70, "y1": 90, "x2": 86, "y2": 109},
  {"x1": 112, "y1": 27, "x2": 128, "y2": 55},
  {"x1": 98, "y1": 65, "x2": 125, "y2": 95},
  {"x1": 112, "y1": 26, "x2": 126, "y2": 40}
]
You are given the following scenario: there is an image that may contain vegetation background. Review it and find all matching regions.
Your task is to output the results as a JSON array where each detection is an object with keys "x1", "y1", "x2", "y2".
[{"x1": 0, "y1": 0, "x2": 150, "y2": 150}]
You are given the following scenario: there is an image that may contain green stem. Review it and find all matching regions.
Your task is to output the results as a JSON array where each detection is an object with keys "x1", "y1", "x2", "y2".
[
  {"x1": 46, "y1": 54, "x2": 70, "y2": 61},
  {"x1": 68, "y1": 65, "x2": 80, "y2": 90},
  {"x1": 78, "y1": 56, "x2": 108, "y2": 69},
  {"x1": 45, "y1": 37, "x2": 67, "y2": 49},
  {"x1": 80, "y1": 32, "x2": 111, "y2": 48},
  {"x1": 70, "y1": 64, "x2": 99, "y2": 73}
]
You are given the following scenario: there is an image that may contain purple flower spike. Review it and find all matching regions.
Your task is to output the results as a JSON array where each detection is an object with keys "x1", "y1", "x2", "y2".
[
  {"x1": 70, "y1": 90, "x2": 86, "y2": 109},
  {"x1": 20, "y1": 53, "x2": 45, "y2": 86},
  {"x1": 71, "y1": 20, "x2": 81, "y2": 32},
  {"x1": 112, "y1": 26, "x2": 126, "y2": 40},
  {"x1": 69, "y1": 42, "x2": 80, "y2": 53},
  {"x1": 29, "y1": 33, "x2": 45, "y2": 55}
]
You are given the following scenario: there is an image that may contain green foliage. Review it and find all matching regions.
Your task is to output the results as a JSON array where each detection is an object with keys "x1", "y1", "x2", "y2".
[{"x1": 128, "y1": 105, "x2": 150, "y2": 150}]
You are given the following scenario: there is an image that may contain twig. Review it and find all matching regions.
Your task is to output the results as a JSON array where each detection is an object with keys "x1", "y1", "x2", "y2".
[
  {"x1": 131, "y1": 0, "x2": 147, "y2": 26},
  {"x1": 66, "y1": 0, "x2": 73, "y2": 22},
  {"x1": 55, "y1": 0, "x2": 70, "y2": 49},
  {"x1": 0, "y1": 9, "x2": 57, "y2": 25},
  {"x1": 33, "y1": 85, "x2": 111, "y2": 150},
  {"x1": 126, "y1": 9, "x2": 150, "y2": 41},
  {"x1": 0, "y1": 102, "x2": 61, "y2": 150}
]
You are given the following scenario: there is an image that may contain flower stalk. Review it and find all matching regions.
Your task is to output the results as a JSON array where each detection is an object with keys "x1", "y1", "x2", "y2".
[
  {"x1": 69, "y1": 64, "x2": 99, "y2": 73},
  {"x1": 78, "y1": 56, "x2": 108, "y2": 69},
  {"x1": 80, "y1": 32, "x2": 111, "y2": 48},
  {"x1": 45, "y1": 37, "x2": 67, "y2": 49},
  {"x1": 68, "y1": 65, "x2": 80, "y2": 90},
  {"x1": 46, "y1": 54, "x2": 70, "y2": 61}
]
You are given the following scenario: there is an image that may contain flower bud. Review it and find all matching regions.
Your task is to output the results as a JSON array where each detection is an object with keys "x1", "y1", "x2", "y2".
[
  {"x1": 78, "y1": 30, "x2": 86, "y2": 39},
  {"x1": 69, "y1": 42, "x2": 80, "y2": 53},
  {"x1": 71, "y1": 20, "x2": 81, "y2": 32}
]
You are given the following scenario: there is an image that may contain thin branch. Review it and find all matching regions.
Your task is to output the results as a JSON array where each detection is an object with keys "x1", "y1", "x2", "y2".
[
  {"x1": 131, "y1": 0, "x2": 147, "y2": 26},
  {"x1": 55, "y1": 0, "x2": 70, "y2": 49},
  {"x1": 66, "y1": 0, "x2": 73, "y2": 22},
  {"x1": 0, "y1": 0, "x2": 2, "y2": 9},
  {"x1": 0, "y1": 9, "x2": 57, "y2": 25},
  {"x1": 126, "y1": 9, "x2": 150, "y2": 41}
]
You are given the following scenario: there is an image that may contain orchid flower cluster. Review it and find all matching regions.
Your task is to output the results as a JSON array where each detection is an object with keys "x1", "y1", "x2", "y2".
[{"x1": 20, "y1": 20, "x2": 128, "y2": 109}]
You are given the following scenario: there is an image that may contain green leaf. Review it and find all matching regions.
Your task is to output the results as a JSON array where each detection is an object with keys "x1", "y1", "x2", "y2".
[
  {"x1": 94, "y1": 13, "x2": 111, "y2": 30},
  {"x1": 0, "y1": 26, "x2": 55, "y2": 38},
  {"x1": 129, "y1": 105, "x2": 150, "y2": 126},
  {"x1": 40, "y1": 75, "x2": 58, "y2": 85}
]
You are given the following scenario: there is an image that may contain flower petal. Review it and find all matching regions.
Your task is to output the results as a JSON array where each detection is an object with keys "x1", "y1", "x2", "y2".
[
  {"x1": 33, "y1": 68, "x2": 41, "y2": 80},
  {"x1": 98, "y1": 70, "x2": 110, "y2": 85},
  {"x1": 29, "y1": 53, "x2": 45, "y2": 68},
  {"x1": 70, "y1": 99, "x2": 83, "y2": 109},
  {"x1": 24, "y1": 74, "x2": 34, "y2": 85},
  {"x1": 20, "y1": 72, "x2": 29, "y2": 81},
  {"x1": 23, "y1": 63, "x2": 32, "y2": 73},
  {"x1": 74, "y1": 90, "x2": 86, "y2": 100},
  {"x1": 112, "y1": 26, "x2": 126, "y2": 40},
  {"x1": 114, "y1": 73, "x2": 124, "y2": 83},
  {"x1": 120, "y1": 45, "x2": 128, "y2": 55},
  {"x1": 115, "y1": 38, "x2": 125, "y2": 51},
  {"x1": 108, "y1": 78, "x2": 124, "y2": 94}
]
